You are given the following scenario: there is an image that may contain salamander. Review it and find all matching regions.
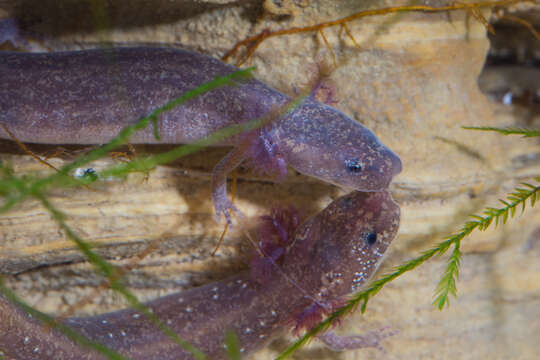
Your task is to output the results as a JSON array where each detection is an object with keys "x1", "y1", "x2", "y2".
[
  {"x1": 0, "y1": 41, "x2": 402, "y2": 222},
  {"x1": 0, "y1": 190, "x2": 400, "y2": 359}
]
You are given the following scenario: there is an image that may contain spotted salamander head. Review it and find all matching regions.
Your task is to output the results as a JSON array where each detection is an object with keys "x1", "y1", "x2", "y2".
[
  {"x1": 306, "y1": 190, "x2": 400, "y2": 299},
  {"x1": 279, "y1": 100, "x2": 402, "y2": 191}
]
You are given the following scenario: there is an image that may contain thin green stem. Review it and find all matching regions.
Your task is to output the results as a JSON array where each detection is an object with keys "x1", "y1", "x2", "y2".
[
  {"x1": 35, "y1": 193, "x2": 207, "y2": 360},
  {"x1": 462, "y1": 126, "x2": 540, "y2": 137},
  {"x1": 28, "y1": 67, "x2": 255, "y2": 194}
]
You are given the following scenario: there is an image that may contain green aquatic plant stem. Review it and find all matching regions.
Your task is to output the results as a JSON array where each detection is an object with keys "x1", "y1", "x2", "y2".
[
  {"x1": 462, "y1": 126, "x2": 540, "y2": 137},
  {"x1": 0, "y1": 67, "x2": 255, "y2": 214},
  {"x1": 35, "y1": 193, "x2": 207, "y2": 360},
  {"x1": 28, "y1": 67, "x2": 255, "y2": 194},
  {"x1": 277, "y1": 177, "x2": 540, "y2": 359},
  {"x1": 0, "y1": 278, "x2": 129, "y2": 360},
  {"x1": 224, "y1": 331, "x2": 241, "y2": 360}
]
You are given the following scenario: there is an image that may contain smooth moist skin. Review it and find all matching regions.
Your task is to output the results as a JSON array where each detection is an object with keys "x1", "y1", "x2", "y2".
[
  {"x1": 0, "y1": 46, "x2": 401, "y2": 221},
  {"x1": 0, "y1": 191, "x2": 400, "y2": 359}
]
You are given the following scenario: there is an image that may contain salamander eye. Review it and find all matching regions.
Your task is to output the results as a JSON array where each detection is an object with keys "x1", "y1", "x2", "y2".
[
  {"x1": 344, "y1": 158, "x2": 363, "y2": 173},
  {"x1": 365, "y1": 232, "x2": 377, "y2": 246}
]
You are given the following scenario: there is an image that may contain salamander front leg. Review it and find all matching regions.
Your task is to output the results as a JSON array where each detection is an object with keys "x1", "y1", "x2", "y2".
[
  {"x1": 211, "y1": 147, "x2": 248, "y2": 224},
  {"x1": 318, "y1": 327, "x2": 397, "y2": 352}
]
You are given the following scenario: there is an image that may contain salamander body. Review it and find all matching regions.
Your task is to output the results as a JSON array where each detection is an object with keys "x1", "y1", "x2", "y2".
[
  {"x1": 0, "y1": 190, "x2": 400, "y2": 359},
  {"x1": 0, "y1": 46, "x2": 401, "y2": 220}
]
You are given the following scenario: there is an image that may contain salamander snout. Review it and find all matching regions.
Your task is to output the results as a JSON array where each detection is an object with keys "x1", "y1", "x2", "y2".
[{"x1": 338, "y1": 145, "x2": 401, "y2": 191}]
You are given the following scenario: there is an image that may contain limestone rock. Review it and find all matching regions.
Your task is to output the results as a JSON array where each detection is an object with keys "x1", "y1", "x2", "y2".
[{"x1": 1, "y1": 1, "x2": 539, "y2": 359}]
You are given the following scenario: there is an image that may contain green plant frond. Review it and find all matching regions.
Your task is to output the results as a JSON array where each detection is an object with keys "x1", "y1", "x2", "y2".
[
  {"x1": 35, "y1": 194, "x2": 207, "y2": 360},
  {"x1": 433, "y1": 242, "x2": 461, "y2": 310},
  {"x1": 462, "y1": 126, "x2": 540, "y2": 137},
  {"x1": 224, "y1": 330, "x2": 242, "y2": 360},
  {"x1": 0, "y1": 67, "x2": 256, "y2": 213},
  {"x1": 30, "y1": 67, "x2": 255, "y2": 192},
  {"x1": 278, "y1": 178, "x2": 540, "y2": 358}
]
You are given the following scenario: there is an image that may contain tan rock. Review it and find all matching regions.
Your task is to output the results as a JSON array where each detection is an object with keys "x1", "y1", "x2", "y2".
[{"x1": 1, "y1": 1, "x2": 539, "y2": 359}]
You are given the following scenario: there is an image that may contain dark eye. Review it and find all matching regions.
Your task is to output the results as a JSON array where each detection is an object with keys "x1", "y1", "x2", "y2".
[
  {"x1": 365, "y1": 232, "x2": 377, "y2": 245},
  {"x1": 344, "y1": 159, "x2": 363, "y2": 173}
]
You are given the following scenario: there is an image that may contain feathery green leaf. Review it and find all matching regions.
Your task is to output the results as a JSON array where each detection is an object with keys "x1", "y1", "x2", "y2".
[{"x1": 277, "y1": 178, "x2": 540, "y2": 358}]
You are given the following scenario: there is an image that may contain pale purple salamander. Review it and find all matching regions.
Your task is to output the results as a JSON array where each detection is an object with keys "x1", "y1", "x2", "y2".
[
  {"x1": 0, "y1": 39, "x2": 402, "y2": 222},
  {"x1": 0, "y1": 190, "x2": 400, "y2": 359}
]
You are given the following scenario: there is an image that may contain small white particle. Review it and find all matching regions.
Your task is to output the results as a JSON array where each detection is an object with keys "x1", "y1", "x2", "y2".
[
  {"x1": 244, "y1": 328, "x2": 253, "y2": 334},
  {"x1": 108, "y1": 333, "x2": 113, "y2": 339},
  {"x1": 121, "y1": 330, "x2": 127, "y2": 337},
  {"x1": 212, "y1": 286, "x2": 218, "y2": 292},
  {"x1": 23, "y1": 337, "x2": 30, "y2": 345},
  {"x1": 271, "y1": 310, "x2": 277, "y2": 317},
  {"x1": 241, "y1": 283, "x2": 247, "y2": 289},
  {"x1": 33, "y1": 347, "x2": 39, "y2": 353},
  {"x1": 259, "y1": 320, "x2": 265, "y2": 326},
  {"x1": 133, "y1": 313, "x2": 140, "y2": 319},
  {"x1": 213, "y1": 294, "x2": 219, "y2": 300},
  {"x1": 186, "y1": 307, "x2": 193, "y2": 313},
  {"x1": 259, "y1": 334, "x2": 265, "y2": 339},
  {"x1": 102, "y1": 320, "x2": 108, "y2": 324},
  {"x1": 502, "y1": 92, "x2": 513, "y2": 106},
  {"x1": 167, "y1": 319, "x2": 172, "y2": 325},
  {"x1": 240, "y1": 348, "x2": 245, "y2": 353}
]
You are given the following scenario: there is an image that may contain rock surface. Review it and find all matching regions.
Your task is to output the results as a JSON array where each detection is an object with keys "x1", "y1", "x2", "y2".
[{"x1": 1, "y1": 1, "x2": 539, "y2": 359}]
